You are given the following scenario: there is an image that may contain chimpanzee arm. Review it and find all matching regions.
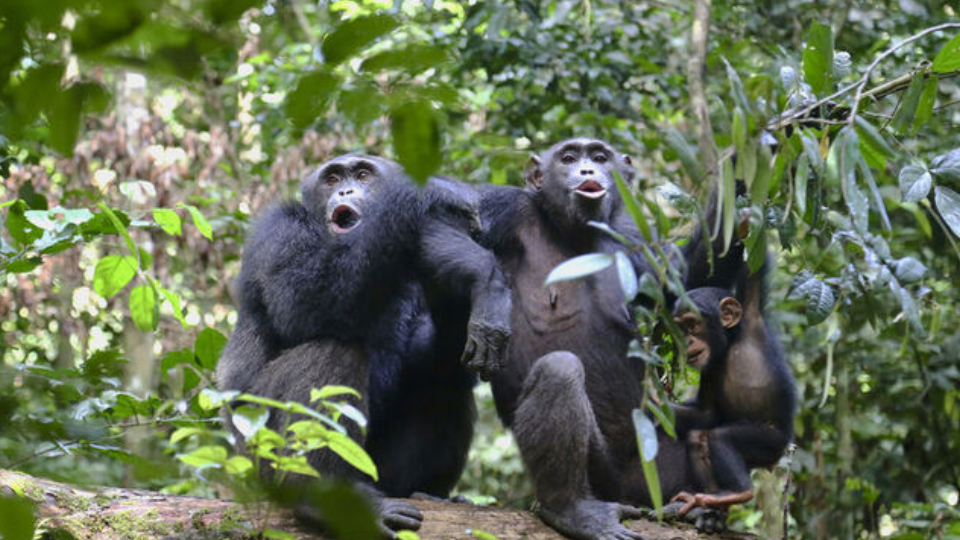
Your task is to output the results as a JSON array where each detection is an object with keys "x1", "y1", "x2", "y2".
[
  {"x1": 419, "y1": 216, "x2": 512, "y2": 381},
  {"x1": 672, "y1": 400, "x2": 719, "y2": 435},
  {"x1": 682, "y1": 188, "x2": 746, "y2": 292}
]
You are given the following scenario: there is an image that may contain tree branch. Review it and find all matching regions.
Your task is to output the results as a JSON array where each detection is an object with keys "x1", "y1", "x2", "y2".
[{"x1": 687, "y1": 0, "x2": 717, "y2": 185}]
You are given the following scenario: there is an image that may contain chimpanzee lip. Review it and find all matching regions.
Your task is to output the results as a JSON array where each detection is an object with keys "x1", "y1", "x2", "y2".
[
  {"x1": 574, "y1": 180, "x2": 607, "y2": 199},
  {"x1": 330, "y1": 203, "x2": 362, "y2": 233},
  {"x1": 687, "y1": 346, "x2": 708, "y2": 367}
]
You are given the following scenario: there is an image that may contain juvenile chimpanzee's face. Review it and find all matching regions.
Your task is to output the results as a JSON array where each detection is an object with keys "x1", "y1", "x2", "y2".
[
  {"x1": 673, "y1": 289, "x2": 742, "y2": 371},
  {"x1": 301, "y1": 155, "x2": 404, "y2": 235},
  {"x1": 526, "y1": 138, "x2": 635, "y2": 228}
]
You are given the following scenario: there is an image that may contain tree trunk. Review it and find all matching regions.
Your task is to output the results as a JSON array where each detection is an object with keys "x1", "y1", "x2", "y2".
[{"x1": 0, "y1": 469, "x2": 754, "y2": 539}]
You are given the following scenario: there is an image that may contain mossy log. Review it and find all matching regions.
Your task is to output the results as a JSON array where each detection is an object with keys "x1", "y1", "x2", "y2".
[{"x1": 0, "y1": 469, "x2": 754, "y2": 539}]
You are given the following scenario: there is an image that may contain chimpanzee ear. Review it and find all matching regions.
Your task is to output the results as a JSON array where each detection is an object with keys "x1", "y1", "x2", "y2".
[
  {"x1": 618, "y1": 154, "x2": 637, "y2": 184},
  {"x1": 525, "y1": 155, "x2": 544, "y2": 190},
  {"x1": 719, "y1": 297, "x2": 742, "y2": 329}
]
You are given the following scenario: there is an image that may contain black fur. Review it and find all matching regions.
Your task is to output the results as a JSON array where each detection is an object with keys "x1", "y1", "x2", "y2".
[
  {"x1": 476, "y1": 138, "x2": 741, "y2": 540},
  {"x1": 217, "y1": 154, "x2": 511, "y2": 537}
]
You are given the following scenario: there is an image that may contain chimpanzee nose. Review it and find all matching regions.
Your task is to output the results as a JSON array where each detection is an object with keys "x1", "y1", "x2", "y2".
[
  {"x1": 339, "y1": 188, "x2": 354, "y2": 197},
  {"x1": 580, "y1": 168, "x2": 595, "y2": 176}
]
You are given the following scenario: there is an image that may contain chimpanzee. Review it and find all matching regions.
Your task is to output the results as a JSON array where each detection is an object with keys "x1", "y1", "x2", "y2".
[
  {"x1": 216, "y1": 154, "x2": 512, "y2": 537},
  {"x1": 476, "y1": 138, "x2": 742, "y2": 540},
  {"x1": 665, "y1": 259, "x2": 796, "y2": 516}
]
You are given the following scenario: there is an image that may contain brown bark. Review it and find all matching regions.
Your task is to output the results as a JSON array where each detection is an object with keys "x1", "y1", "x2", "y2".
[
  {"x1": 687, "y1": 0, "x2": 716, "y2": 184},
  {"x1": 0, "y1": 469, "x2": 754, "y2": 539}
]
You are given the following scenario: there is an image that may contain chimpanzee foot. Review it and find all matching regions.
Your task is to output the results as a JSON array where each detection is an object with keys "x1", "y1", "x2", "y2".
[
  {"x1": 539, "y1": 499, "x2": 646, "y2": 540},
  {"x1": 377, "y1": 499, "x2": 423, "y2": 538},
  {"x1": 659, "y1": 500, "x2": 727, "y2": 534}
]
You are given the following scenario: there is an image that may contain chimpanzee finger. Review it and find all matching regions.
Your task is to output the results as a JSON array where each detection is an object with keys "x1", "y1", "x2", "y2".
[
  {"x1": 460, "y1": 339, "x2": 478, "y2": 368},
  {"x1": 616, "y1": 503, "x2": 646, "y2": 520}
]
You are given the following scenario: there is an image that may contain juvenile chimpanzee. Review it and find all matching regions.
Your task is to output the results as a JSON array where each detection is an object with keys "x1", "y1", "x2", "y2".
[
  {"x1": 216, "y1": 154, "x2": 511, "y2": 537},
  {"x1": 666, "y1": 259, "x2": 796, "y2": 516},
  {"x1": 477, "y1": 138, "x2": 741, "y2": 540}
]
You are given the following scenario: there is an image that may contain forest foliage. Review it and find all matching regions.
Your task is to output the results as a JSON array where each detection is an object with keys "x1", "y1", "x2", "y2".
[{"x1": 2, "y1": 1, "x2": 960, "y2": 539}]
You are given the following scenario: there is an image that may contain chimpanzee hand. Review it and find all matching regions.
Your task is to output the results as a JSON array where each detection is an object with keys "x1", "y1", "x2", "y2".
[
  {"x1": 461, "y1": 314, "x2": 511, "y2": 381},
  {"x1": 376, "y1": 499, "x2": 423, "y2": 538}
]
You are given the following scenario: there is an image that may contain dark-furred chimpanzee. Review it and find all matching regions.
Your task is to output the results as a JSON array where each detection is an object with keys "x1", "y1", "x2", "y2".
[
  {"x1": 216, "y1": 154, "x2": 511, "y2": 537},
  {"x1": 666, "y1": 258, "x2": 796, "y2": 516},
  {"x1": 477, "y1": 138, "x2": 742, "y2": 540}
]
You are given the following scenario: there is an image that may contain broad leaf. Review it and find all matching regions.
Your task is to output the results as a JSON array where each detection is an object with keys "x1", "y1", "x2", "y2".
[
  {"x1": 153, "y1": 208, "x2": 182, "y2": 236},
  {"x1": 93, "y1": 255, "x2": 138, "y2": 299},
  {"x1": 932, "y1": 32, "x2": 960, "y2": 73},
  {"x1": 934, "y1": 186, "x2": 960, "y2": 239},
  {"x1": 898, "y1": 165, "x2": 932, "y2": 203},
  {"x1": 803, "y1": 22, "x2": 833, "y2": 95},
  {"x1": 931, "y1": 148, "x2": 960, "y2": 182},
  {"x1": 614, "y1": 251, "x2": 638, "y2": 303},
  {"x1": 632, "y1": 408, "x2": 662, "y2": 515},
  {"x1": 914, "y1": 76, "x2": 938, "y2": 130},
  {"x1": 322, "y1": 13, "x2": 400, "y2": 65},
  {"x1": 390, "y1": 99, "x2": 441, "y2": 185},
  {"x1": 129, "y1": 285, "x2": 158, "y2": 331},
  {"x1": 544, "y1": 253, "x2": 614, "y2": 286},
  {"x1": 195, "y1": 327, "x2": 227, "y2": 370},
  {"x1": 178, "y1": 445, "x2": 227, "y2": 468},
  {"x1": 894, "y1": 257, "x2": 927, "y2": 283},
  {"x1": 890, "y1": 75, "x2": 924, "y2": 134},
  {"x1": 285, "y1": 71, "x2": 340, "y2": 130},
  {"x1": 325, "y1": 430, "x2": 379, "y2": 480}
]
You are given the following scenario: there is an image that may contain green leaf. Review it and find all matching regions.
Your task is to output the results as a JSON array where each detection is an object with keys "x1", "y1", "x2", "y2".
[
  {"x1": 156, "y1": 282, "x2": 188, "y2": 328},
  {"x1": 311, "y1": 386, "x2": 362, "y2": 402},
  {"x1": 390, "y1": 99, "x2": 441, "y2": 185},
  {"x1": 914, "y1": 75, "x2": 938, "y2": 130},
  {"x1": 48, "y1": 86, "x2": 83, "y2": 155},
  {"x1": 232, "y1": 406, "x2": 270, "y2": 439},
  {"x1": 97, "y1": 203, "x2": 137, "y2": 255},
  {"x1": 932, "y1": 32, "x2": 960, "y2": 73},
  {"x1": 396, "y1": 531, "x2": 421, "y2": 540},
  {"x1": 0, "y1": 496, "x2": 36, "y2": 540},
  {"x1": 792, "y1": 275, "x2": 835, "y2": 325},
  {"x1": 178, "y1": 445, "x2": 227, "y2": 468},
  {"x1": 544, "y1": 253, "x2": 614, "y2": 286},
  {"x1": 934, "y1": 186, "x2": 960, "y2": 239},
  {"x1": 195, "y1": 327, "x2": 227, "y2": 370},
  {"x1": 93, "y1": 255, "x2": 138, "y2": 299},
  {"x1": 262, "y1": 529, "x2": 298, "y2": 540},
  {"x1": 720, "y1": 157, "x2": 736, "y2": 256},
  {"x1": 794, "y1": 155, "x2": 809, "y2": 217},
  {"x1": 632, "y1": 408, "x2": 662, "y2": 515},
  {"x1": 285, "y1": 70, "x2": 340, "y2": 130},
  {"x1": 613, "y1": 170, "x2": 651, "y2": 242},
  {"x1": 360, "y1": 44, "x2": 448, "y2": 74},
  {"x1": 732, "y1": 106, "x2": 746, "y2": 154},
  {"x1": 153, "y1": 208, "x2": 182, "y2": 236},
  {"x1": 803, "y1": 22, "x2": 834, "y2": 95},
  {"x1": 6, "y1": 200, "x2": 44, "y2": 245},
  {"x1": 898, "y1": 165, "x2": 932, "y2": 203},
  {"x1": 663, "y1": 128, "x2": 701, "y2": 182},
  {"x1": 129, "y1": 285, "x2": 158, "y2": 332},
  {"x1": 854, "y1": 116, "x2": 894, "y2": 158},
  {"x1": 224, "y1": 455, "x2": 253, "y2": 475},
  {"x1": 325, "y1": 431, "x2": 379, "y2": 480},
  {"x1": 169, "y1": 427, "x2": 205, "y2": 445},
  {"x1": 322, "y1": 13, "x2": 400, "y2": 66},
  {"x1": 178, "y1": 204, "x2": 213, "y2": 241},
  {"x1": 894, "y1": 257, "x2": 927, "y2": 283},
  {"x1": 645, "y1": 401, "x2": 675, "y2": 439},
  {"x1": 614, "y1": 251, "x2": 638, "y2": 303},
  {"x1": 930, "y1": 148, "x2": 960, "y2": 182},
  {"x1": 890, "y1": 75, "x2": 924, "y2": 134},
  {"x1": 897, "y1": 286, "x2": 924, "y2": 335}
]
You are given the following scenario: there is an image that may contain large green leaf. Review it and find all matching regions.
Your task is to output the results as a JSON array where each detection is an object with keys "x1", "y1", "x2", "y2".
[
  {"x1": 898, "y1": 165, "x2": 932, "y2": 203},
  {"x1": 129, "y1": 285, "x2": 158, "y2": 332},
  {"x1": 932, "y1": 32, "x2": 960, "y2": 74},
  {"x1": 930, "y1": 148, "x2": 960, "y2": 182},
  {"x1": 632, "y1": 409, "x2": 662, "y2": 515},
  {"x1": 890, "y1": 75, "x2": 924, "y2": 135},
  {"x1": 285, "y1": 71, "x2": 340, "y2": 130},
  {"x1": 93, "y1": 255, "x2": 138, "y2": 299},
  {"x1": 390, "y1": 99, "x2": 441, "y2": 185},
  {"x1": 934, "y1": 186, "x2": 960, "y2": 239},
  {"x1": 0, "y1": 496, "x2": 36, "y2": 540},
  {"x1": 195, "y1": 327, "x2": 227, "y2": 370},
  {"x1": 914, "y1": 75, "x2": 938, "y2": 130},
  {"x1": 322, "y1": 13, "x2": 400, "y2": 66},
  {"x1": 324, "y1": 430, "x2": 379, "y2": 481},
  {"x1": 803, "y1": 22, "x2": 833, "y2": 95},
  {"x1": 152, "y1": 208, "x2": 182, "y2": 236}
]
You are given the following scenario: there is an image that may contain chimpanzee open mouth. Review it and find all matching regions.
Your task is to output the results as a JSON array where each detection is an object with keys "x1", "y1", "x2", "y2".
[
  {"x1": 574, "y1": 180, "x2": 607, "y2": 199},
  {"x1": 687, "y1": 346, "x2": 708, "y2": 367},
  {"x1": 330, "y1": 204, "x2": 362, "y2": 233}
]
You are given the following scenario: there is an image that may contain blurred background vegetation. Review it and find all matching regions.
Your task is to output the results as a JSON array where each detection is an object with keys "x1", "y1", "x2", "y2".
[{"x1": 2, "y1": 0, "x2": 960, "y2": 538}]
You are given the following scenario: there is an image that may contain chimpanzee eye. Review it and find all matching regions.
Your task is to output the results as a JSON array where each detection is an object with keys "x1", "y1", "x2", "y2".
[
  {"x1": 592, "y1": 153, "x2": 608, "y2": 163},
  {"x1": 561, "y1": 154, "x2": 577, "y2": 164},
  {"x1": 356, "y1": 169, "x2": 371, "y2": 180},
  {"x1": 325, "y1": 174, "x2": 340, "y2": 186}
]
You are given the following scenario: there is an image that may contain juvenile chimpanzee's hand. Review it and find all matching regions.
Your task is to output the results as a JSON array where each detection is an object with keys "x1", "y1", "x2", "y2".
[
  {"x1": 376, "y1": 499, "x2": 423, "y2": 538},
  {"x1": 657, "y1": 499, "x2": 727, "y2": 534},
  {"x1": 460, "y1": 315, "x2": 510, "y2": 381}
]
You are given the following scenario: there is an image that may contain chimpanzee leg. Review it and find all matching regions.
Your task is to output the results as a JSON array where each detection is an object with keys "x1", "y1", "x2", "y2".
[
  {"x1": 672, "y1": 422, "x2": 788, "y2": 515},
  {"x1": 243, "y1": 340, "x2": 422, "y2": 536},
  {"x1": 512, "y1": 351, "x2": 644, "y2": 540}
]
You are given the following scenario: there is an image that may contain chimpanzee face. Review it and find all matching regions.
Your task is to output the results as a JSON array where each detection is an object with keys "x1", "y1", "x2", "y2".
[
  {"x1": 301, "y1": 155, "x2": 404, "y2": 236},
  {"x1": 673, "y1": 289, "x2": 742, "y2": 371},
  {"x1": 526, "y1": 138, "x2": 635, "y2": 228}
]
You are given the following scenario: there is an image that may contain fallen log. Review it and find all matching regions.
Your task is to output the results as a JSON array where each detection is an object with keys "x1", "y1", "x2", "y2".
[{"x1": 0, "y1": 469, "x2": 753, "y2": 539}]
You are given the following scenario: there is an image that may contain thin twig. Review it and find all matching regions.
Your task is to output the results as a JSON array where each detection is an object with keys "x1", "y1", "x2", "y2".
[{"x1": 768, "y1": 23, "x2": 960, "y2": 131}]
